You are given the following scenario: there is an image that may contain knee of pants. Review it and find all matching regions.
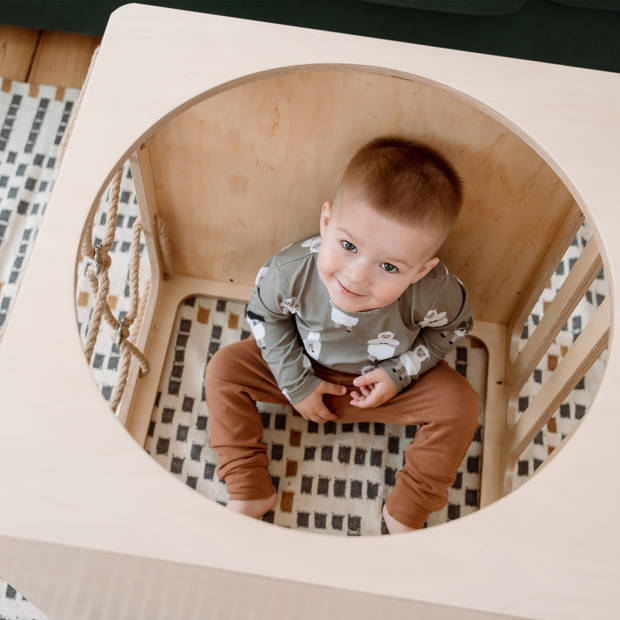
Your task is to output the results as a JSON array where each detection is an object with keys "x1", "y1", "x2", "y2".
[
  {"x1": 439, "y1": 375, "x2": 481, "y2": 436},
  {"x1": 204, "y1": 344, "x2": 236, "y2": 394}
]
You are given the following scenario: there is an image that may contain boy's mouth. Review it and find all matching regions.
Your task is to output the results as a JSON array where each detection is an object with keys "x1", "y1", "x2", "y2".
[{"x1": 336, "y1": 279, "x2": 363, "y2": 297}]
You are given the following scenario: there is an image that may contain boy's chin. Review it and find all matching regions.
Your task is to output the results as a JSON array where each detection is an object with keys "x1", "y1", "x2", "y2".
[
  {"x1": 320, "y1": 273, "x2": 376, "y2": 312},
  {"x1": 330, "y1": 290, "x2": 376, "y2": 313}
]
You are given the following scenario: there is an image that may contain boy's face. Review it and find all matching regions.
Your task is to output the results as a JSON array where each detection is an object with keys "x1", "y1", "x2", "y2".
[{"x1": 317, "y1": 187, "x2": 442, "y2": 313}]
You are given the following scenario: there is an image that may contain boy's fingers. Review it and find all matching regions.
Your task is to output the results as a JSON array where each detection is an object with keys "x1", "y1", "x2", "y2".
[
  {"x1": 353, "y1": 369, "x2": 382, "y2": 387},
  {"x1": 317, "y1": 405, "x2": 338, "y2": 422},
  {"x1": 322, "y1": 382, "x2": 347, "y2": 396},
  {"x1": 351, "y1": 390, "x2": 383, "y2": 409}
]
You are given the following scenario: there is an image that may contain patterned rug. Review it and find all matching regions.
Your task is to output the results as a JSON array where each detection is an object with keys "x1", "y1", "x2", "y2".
[
  {"x1": 0, "y1": 76, "x2": 609, "y2": 617},
  {"x1": 143, "y1": 297, "x2": 487, "y2": 535},
  {"x1": 0, "y1": 79, "x2": 77, "y2": 336}
]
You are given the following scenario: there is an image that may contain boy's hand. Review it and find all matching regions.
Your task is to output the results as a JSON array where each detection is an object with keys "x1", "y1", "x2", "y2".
[
  {"x1": 350, "y1": 368, "x2": 398, "y2": 408},
  {"x1": 293, "y1": 381, "x2": 347, "y2": 423}
]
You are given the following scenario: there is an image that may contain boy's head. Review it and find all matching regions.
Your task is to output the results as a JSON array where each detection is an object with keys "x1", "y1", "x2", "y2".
[{"x1": 317, "y1": 136, "x2": 463, "y2": 313}]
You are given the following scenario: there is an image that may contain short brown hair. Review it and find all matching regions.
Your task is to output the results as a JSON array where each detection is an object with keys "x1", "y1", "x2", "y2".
[{"x1": 338, "y1": 136, "x2": 463, "y2": 238}]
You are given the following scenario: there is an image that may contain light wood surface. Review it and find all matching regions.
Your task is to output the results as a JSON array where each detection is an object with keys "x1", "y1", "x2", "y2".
[
  {"x1": 0, "y1": 26, "x2": 40, "y2": 82},
  {"x1": 22, "y1": 29, "x2": 100, "y2": 88},
  {"x1": 0, "y1": 4, "x2": 618, "y2": 619},
  {"x1": 1, "y1": 534, "x2": 525, "y2": 620},
  {"x1": 0, "y1": 27, "x2": 101, "y2": 88},
  {"x1": 147, "y1": 69, "x2": 574, "y2": 326},
  {"x1": 470, "y1": 321, "x2": 507, "y2": 507}
]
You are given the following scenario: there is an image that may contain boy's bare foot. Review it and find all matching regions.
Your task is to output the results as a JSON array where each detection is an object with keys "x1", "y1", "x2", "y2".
[
  {"x1": 382, "y1": 504, "x2": 415, "y2": 534},
  {"x1": 227, "y1": 492, "x2": 277, "y2": 519}
]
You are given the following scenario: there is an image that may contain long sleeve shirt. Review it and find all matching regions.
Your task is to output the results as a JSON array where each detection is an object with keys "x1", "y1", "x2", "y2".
[{"x1": 245, "y1": 235, "x2": 474, "y2": 404}]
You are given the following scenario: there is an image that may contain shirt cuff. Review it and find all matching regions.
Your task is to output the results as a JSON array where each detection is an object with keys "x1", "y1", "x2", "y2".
[
  {"x1": 379, "y1": 359, "x2": 413, "y2": 393},
  {"x1": 282, "y1": 372, "x2": 322, "y2": 404}
]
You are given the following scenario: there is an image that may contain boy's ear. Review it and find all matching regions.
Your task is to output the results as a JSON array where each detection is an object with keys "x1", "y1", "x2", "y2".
[
  {"x1": 413, "y1": 256, "x2": 440, "y2": 282},
  {"x1": 319, "y1": 200, "x2": 332, "y2": 236}
]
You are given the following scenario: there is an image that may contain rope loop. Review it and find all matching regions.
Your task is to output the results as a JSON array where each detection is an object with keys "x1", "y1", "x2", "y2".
[
  {"x1": 116, "y1": 318, "x2": 130, "y2": 348},
  {"x1": 93, "y1": 242, "x2": 112, "y2": 275}
]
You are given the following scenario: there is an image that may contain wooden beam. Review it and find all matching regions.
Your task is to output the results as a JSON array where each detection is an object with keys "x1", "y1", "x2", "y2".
[
  {"x1": 506, "y1": 236, "x2": 602, "y2": 420},
  {"x1": 505, "y1": 297, "x2": 610, "y2": 470},
  {"x1": 120, "y1": 148, "x2": 164, "y2": 432},
  {"x1": 469, "y1": 321, "x2": 508, "y2": 507},
  {"x1": 124, "y1": 274, "x2": 253, "y2": 447},
  {"x1": 507, "y1": 201, "x2": 584, "y2": 363}
]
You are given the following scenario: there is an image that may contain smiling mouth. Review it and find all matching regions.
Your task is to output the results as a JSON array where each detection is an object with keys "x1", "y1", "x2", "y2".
[{"x1": 336, "y1": 279, "x2": 363, "y2": 297}]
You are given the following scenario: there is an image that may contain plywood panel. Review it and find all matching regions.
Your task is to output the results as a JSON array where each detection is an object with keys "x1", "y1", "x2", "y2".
[
  {"x1": 28, "y1": 31, "x2": 100, "y2": 88},
  {"x1": 1, "y1": 5, "x2": 619, "y2": 620},
  {"x1": 0, "y1": 26, "x2": 40, "y2": 81},
  {"x1": 147, "y1": 69, "x2": 574, "y2": 325}
]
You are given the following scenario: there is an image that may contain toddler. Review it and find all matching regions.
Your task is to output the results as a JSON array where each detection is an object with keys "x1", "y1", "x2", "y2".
[{"x1": 205, "y1": 136, "x2": 480, "y2": 534}]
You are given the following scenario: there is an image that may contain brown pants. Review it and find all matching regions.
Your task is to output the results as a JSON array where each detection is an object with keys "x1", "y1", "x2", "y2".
[{"x1": 205, "y1": 337, "x2": 480, "y2": 529}]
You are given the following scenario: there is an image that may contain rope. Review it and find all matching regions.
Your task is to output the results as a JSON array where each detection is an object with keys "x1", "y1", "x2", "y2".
[
  {"x1": 82, "y1": 168, "x2": 150, "y2": 414},
  {"x1": 83, "y1": 168, "x2": 122, "y2": 364},
  {"x1": 133, "y1": 279, "x2": 151, "y2": 344},
  {"x1": 110, "y1": 219, "x2": 150, "y2": 411}
]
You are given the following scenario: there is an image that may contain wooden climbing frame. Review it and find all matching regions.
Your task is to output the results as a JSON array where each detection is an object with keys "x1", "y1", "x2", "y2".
[{"x1": 0, "y1": 5, "x2": 618, "y2": 619}]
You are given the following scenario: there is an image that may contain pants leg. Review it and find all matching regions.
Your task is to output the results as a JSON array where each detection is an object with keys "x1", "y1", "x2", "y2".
[
  {"x1": 316, "y1": 362, "x2": 481, "y2": 529},
  {"x1": 206, "y1": 336, "x2": 481, "y2": 529},
  {"x1": 205, "y1": 336, "x2": 289, "y2": 500}
]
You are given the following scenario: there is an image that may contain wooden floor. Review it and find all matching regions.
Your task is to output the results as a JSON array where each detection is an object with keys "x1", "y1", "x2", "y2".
[{"x1": 0, "y1": 25, "x2": 100, "y2": 89}]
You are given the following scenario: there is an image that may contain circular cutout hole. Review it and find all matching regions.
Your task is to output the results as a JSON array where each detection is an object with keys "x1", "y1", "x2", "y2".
[{"x1": 75, "y1": 67, "x2": 609, "y2": 535}]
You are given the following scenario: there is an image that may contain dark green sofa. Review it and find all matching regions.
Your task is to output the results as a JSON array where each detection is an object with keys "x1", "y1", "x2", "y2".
[{"x1": 1, "y1": 0, "x2": 619, "y2": 73}]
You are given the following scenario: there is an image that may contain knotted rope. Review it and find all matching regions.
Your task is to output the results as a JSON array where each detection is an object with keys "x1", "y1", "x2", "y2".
[{"x1": 83, "y1": 167, "x2": 150, "y2": 413}]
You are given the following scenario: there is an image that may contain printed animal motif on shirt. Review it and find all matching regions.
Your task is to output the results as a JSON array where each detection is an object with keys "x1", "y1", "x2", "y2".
[
  {"x1": 399, "y1": 344, "x2": 431, "y2": 377},
  {"x1": 255, "y1": 266, "x2": 270, "y2": 288},
  {"x1": 304, "y1": 331, "x2": 322, "y2": 360},
  {"x1": 441, "y1": 317, "x2": 473, "y2": 345},
  {"x1": 329, "y1": 301, "x2": 359, "y2": 332},
  {"x1": 301, "y1": 235, "x2": 322, "y2": 253},
  {"x1": 389, "y1": 361, "x2": 409, "y2": 385},
  {"x1": 367, "y1": 331, "x2": 400, "y2": 362},
  {"x1": 280, "y1": 296, "x2": 300, "y2": 315},
  {"x1": 246, "y1": 310, "x2": 266, "y2": 347},
  {"x1": 419, "y1": 308, "x2": 448, "y2": 327},
  {"x1": 440, "y1": 330, "x2": 455, "y2": 345}
]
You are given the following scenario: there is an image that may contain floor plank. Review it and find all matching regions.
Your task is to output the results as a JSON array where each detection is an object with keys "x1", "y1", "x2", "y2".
[
  {"x1": 0, "y1": 26, "x2": 40, "y2": 81},
  {"x1": 28, "y1": 30, "x2": 100, "y2": 88}
]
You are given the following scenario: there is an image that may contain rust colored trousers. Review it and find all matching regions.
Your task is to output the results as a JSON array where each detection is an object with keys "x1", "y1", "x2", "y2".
[{"x1": 205, "y1": 336, "x2": 480, "y2": 529}]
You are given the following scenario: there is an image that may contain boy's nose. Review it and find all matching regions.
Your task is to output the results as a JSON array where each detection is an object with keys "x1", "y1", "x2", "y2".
[{"x1": 345, "y1": 262, "x2": 370, "y2": 288}]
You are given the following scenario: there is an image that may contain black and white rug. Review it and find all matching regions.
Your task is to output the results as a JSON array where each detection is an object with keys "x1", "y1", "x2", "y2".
[{"x1": 143, "y1": 296, "x2": 487, "y2": 536}]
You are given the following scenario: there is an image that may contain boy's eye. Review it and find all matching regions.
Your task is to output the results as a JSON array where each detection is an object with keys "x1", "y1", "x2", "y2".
[
  {"x1": 381, "y1": 262, "x2": 398, "y2": 273},
  {"x1": 341, "y1": 240, "x2": 357, "y2": 252}
]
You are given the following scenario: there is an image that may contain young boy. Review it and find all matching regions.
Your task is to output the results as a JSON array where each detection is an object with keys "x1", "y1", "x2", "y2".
[{"x1": 205, "y1": 136, "x2": 480, "y2": 534}]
